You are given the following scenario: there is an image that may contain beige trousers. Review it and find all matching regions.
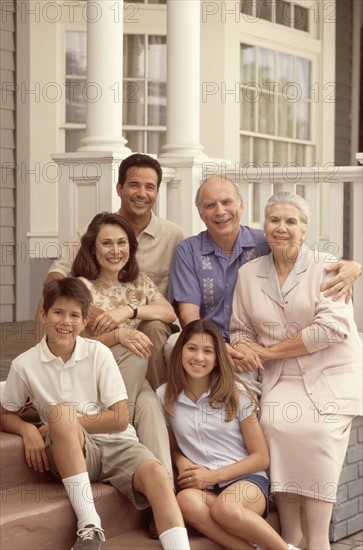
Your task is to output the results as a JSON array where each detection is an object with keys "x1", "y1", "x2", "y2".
[{"x1": 110, "y1": 342, "x2": 173, "y2": 481}]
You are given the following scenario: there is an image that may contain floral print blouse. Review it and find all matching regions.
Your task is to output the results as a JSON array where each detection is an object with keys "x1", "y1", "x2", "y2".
[{"x1": 79, "y1": 273, "x2": 163, "y2": 330}]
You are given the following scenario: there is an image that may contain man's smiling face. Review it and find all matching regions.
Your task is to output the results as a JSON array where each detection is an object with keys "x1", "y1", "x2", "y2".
[{"x1": 198, "y1": 177, "x2": 244, "y2": 245}]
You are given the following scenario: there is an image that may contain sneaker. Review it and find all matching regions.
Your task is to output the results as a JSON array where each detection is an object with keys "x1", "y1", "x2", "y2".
[{"x1": 72, "y1": 525, "x2": 105, "y2": 549}]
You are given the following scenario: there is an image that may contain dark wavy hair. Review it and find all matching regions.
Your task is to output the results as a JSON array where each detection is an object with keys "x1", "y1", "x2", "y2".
[
  {"x1": 164, "y1": 319, "x2": 254, "y2": 422},
  {"x1": 72, "y1": 213, "x2": 139, "y2": 283},
  {"x1": 118, "y1": 153, "x2": 162, "y2": 190},
  {"x1": 43, "y1": 278, "x2": 92, "y2": 318}
]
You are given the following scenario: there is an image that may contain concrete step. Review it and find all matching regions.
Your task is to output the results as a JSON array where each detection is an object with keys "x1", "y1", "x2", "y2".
[
  {"x1": 1, "y1": 432, "x2": 53, "y2": 485},
  {"x1": 0, "y1": 432, "x2": 221, "y2": 550},
  {"x1": 1, "y1": 432, "x2": 279, "y2": 550},
  {"x1": 0, "y1": 481, "x2": 144, "y2": 550},
  {"x1": 103, "y1": 528, "x2": 223, "y2": 549}
]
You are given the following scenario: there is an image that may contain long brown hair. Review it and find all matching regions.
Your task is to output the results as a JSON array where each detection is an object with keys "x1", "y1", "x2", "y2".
[
  {"x1": 164, "y1": 319, "x2": 254, "y2": 422},
  {"x1": 72, "y1": 212, "x2": 139, "y2": 282}
]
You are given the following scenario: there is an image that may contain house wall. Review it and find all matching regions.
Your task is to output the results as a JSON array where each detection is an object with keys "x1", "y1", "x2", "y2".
[{"x1": 0, "y1": 0, "x2": 16, "y2": 322}]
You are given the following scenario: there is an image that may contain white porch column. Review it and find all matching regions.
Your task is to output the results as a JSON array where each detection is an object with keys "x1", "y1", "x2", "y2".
[
  {"x1": 159, "y1": 0, "x2": 230, "y2": 236},
  {"x1": 78, "y1": 0, "x2": 130, "y2": 153},
  {"x1": 161, "y1": 0, "x2": 205, "y2": 157}
]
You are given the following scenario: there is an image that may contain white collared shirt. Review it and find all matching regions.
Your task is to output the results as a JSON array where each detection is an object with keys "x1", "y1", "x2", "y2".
[
  {"x1": 2, "y1": 336, "x2": 138, "y2": 442},
  {"x1": 156, "y1": 384, "x2": 268, "y2": 486}
]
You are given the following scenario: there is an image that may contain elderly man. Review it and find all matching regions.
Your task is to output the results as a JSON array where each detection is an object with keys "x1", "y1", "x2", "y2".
[{"x1": 166, "y1": 175, "x2": 361, "y2": 391}]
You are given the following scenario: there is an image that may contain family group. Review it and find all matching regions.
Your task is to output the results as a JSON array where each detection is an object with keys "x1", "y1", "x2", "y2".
[{"x1": 1, "y1": 154, "x2": 362, "y2": 550}]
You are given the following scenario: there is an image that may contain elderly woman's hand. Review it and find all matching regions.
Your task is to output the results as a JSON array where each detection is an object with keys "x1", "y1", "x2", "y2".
[
  {"x1": 322, "y1": 260, "x2": 362, "y2": 304},
  {"x1": 118, "y1": 328, "x2": 153, "y2": 358},
  {"x1": 228, "y1": 342, "x2": 264, "y2": 372}
]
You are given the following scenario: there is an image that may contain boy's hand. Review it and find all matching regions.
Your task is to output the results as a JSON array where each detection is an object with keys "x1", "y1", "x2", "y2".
[{"x1": 22, "y1": 424, "x2": 50, "y2": 473}]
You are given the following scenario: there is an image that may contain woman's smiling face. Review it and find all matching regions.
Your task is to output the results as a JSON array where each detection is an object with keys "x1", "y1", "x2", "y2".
[
  {"x1": 181, "y1": 333, "x2": 216, "y2": 383},
  {"x1": 264, "y1": 203, "x2": 306, "y2": 258},
  {"x1": 95, "y1": 224, "x2": 130, "y2": 281}
]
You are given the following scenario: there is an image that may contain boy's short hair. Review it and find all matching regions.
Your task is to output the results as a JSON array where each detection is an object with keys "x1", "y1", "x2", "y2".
[{"x1": 43, "y1": 278, "x2": 92, "y2": 318}]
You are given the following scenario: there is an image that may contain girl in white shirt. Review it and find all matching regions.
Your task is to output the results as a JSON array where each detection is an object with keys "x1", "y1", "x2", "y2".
[{"x1": 157, "y1": 319, "x2": 299, "y2": 550}]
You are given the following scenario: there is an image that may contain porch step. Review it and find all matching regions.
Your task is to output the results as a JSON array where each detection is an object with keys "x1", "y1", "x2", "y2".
[
  {"x1": 103, "y1": 529, "x2": 222, "y2": 549},
  {"x1": 0, "y1": 432, "x2": 222, "y2": 550}
]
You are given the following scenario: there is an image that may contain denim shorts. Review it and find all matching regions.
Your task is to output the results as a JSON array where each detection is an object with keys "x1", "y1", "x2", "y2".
[{"x1": 211, "y1": 474, "x2": 270, "y2": 519}]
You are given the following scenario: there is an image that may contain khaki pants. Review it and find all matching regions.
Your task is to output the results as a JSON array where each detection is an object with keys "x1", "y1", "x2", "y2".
[
  {"x1": 138, "y1": 319, "x2": 173, "y2": 391},
  {"x1": 110, "y1": 342, "x2": 173, "y2": 482}
]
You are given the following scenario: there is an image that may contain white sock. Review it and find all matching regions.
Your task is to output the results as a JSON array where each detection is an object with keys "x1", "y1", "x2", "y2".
[
  {"x1": 62, "y1": 472, "x2": 101, "y2": 530},
  {"x1": 159, "y1": 527, "x2": 190, "y2": 550}
]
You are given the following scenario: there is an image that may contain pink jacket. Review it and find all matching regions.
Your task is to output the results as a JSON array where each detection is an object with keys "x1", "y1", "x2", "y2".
[{"x1": 230, "y1": 246, "x2": 362, "y2": 417}]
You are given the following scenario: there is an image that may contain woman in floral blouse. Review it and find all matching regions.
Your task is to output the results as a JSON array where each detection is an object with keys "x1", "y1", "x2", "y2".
[{"x1": 72, "y1": 212, "x2": 176, "y2": 480}]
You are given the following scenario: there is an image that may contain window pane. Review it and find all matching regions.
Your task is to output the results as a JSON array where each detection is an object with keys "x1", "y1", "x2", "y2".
[
  {"x1": 259, "y1": 48, "x2": 275, "y2": 88},
  {"x1": 240, "y1": 135, "x2": 251, "y2": 165},
  {"x1": 123, "y1": 81, "x2": 145, "y2": 125},
  {"x1": 123, "y1": 35, "x2": 145, "y2": 78},
  {"x1": 148, "y1": 36, "x2": 166, "y2": 79},
  {"x1": 278, "y1": 52, "x2": 294, "y2": 91},
  {"x1": 240, "y1": 93, "x2": 255, "y2": 131},
  {"x1": 259, "y1": 92, "x2": 275, "y2": 134},
  {"x1": 296, "y1": 100, "x2": 310, "y2": 140},
  {"x1": 290, "y1": 143, "x2": 306, "y2": 166},
  {"x1": 256, "y1": 0, "x2": 271, "y2": 21},
  {"x1": 273, "y1": 140, "x2": 289, "y2": 165},
  {"x1": 253, "y1": 137, "x2": 269, "y2": 164},
  {"x1": 65, "y1": 129, "x2": 86, "y2": 153},
  {"x1": 66, "y1": 32, "x2": 86, "y2": 76},
  {"x1": 148, "y1": 82, "x2": 166, "y2": 125},
  {"x1": 240, "y1": 0, "x2": 253, "y2": 16},
  {"x1": 148, "y1": 131, "x2": 166, "y2": 154},
  {"x1": 278, "y1": 98, "x2": 294, "y2": 137},
  {"x1": 294, "y1": 5, "x2": 309, "y2": 32},
  {"x1": 66, "y1": 80, "x2": 87, "y2": 123},
  {"x1": 276, "y1": 0, "x2": 292, "y2": 27},
  {"x1": 240, "y1": 44, "x2": 256, "y2": 83},
  {"x1": 296, "y1": 57, "x2": 310, "y2": 98},
  {"x1": 124, "y1": 130, "x2": 145, "y2": 152}
]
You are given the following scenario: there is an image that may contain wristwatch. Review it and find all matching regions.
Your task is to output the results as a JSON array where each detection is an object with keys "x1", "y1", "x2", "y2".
[{"x1": 127, "y1": 303, "x2": 138, "y2": 319}]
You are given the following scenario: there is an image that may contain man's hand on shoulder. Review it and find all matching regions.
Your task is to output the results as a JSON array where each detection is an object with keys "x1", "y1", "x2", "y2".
[
  {"x1": 43, "y1": 272, "x2": 65, "y2": 287},
  {"x1": 322, "y1": 259, "x2": 362, "y2": 304}
]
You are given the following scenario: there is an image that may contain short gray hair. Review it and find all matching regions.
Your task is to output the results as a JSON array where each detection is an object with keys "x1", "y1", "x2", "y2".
[
  {"x1": 265, "y1": 191, "x2": 310, "y2": 226},
  {"x1": 195, "y1": 175, "x2": 242, "y2": 211}
]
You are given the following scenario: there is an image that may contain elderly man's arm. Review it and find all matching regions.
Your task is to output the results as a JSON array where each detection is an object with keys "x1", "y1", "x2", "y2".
[
  {"x1": 177, "y1": 302, "x2": 200, "y2": 328},
  {"x1": 322, "y1": 260, "x2": 362, "y2": 303}
]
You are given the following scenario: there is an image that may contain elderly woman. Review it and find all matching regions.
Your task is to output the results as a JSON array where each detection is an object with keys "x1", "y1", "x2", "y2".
[{"x1": 229, "y1": 191, "x2": 362, "y2": 549}]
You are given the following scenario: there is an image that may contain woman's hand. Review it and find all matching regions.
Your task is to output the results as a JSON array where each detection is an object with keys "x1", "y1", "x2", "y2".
[
  {"x1": 230, "y1": 342, "x2": 264, "y2": 372},
  {"x1": 118, "y1": 328, "x2": 153, "y2": 358},
  {"x1": 92, "y1": 307, "x2": 132, "y2": 335},
  {"x1": 178, "y1": 465, "x2": 215, "y2": 490},
  {"x1": 322, "y1": 260, "x2": 362, "y2": 304}
]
